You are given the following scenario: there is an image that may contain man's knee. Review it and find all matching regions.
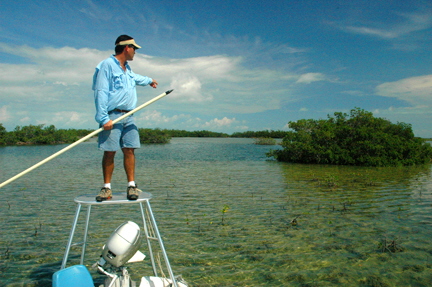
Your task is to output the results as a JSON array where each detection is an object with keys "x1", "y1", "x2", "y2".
[
  {"x1": 122, "y1": 148, "x2": 135, "y2": 155},
  {"x1": 103, "y1": 151, "x2": 116, "y2": 160}
]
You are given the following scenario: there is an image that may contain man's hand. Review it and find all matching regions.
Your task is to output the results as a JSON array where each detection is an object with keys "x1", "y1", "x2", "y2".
[
  {"x1": 103, "y1": 120, "x2": 113, "y2": 130},
  {"x1": 150, "y1": 80, "x2": 158, "y2": 88}
]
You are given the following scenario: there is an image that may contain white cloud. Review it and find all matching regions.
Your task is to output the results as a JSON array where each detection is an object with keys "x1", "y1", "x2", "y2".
[
  {"x1": 204, "y1": 117, "x2": 236, "y2": 127},
  {"x1": 376, "y1": 75, "x2": 432, "y2": 106},
  {"x1": 296, "y1": 73, "x2": 326, "y2": 84},
  {"x1": 336, "y1": 10, "x2": 432, "y2": 40},
  {"x1": 0, "y1": 106, "x2": 10, "y2": 122},
  {"x1": 372, "y1": 74, "x2": 432, "y2": 137},
  {"x1": 136, "y1": 110, "x2": 191, "y2": 125},
  {"x1": 135, "y1": 111, "x2": 241, "y2": 132},
  {"x1": 169, "y1": 73, "x2": 213, "y2": 103},
  {"x1": 198, "y1": 117, "x2": 238, "y2": 131},
  {"x1": 52, "y1": 111, "x2": 88, "y2": 126},
  {"x1": 343, "y1": 26, "x2": 397, "y2": 39},
  {"x1": 234, "y1": 125, "x2": 249, "y2": 130},
  {"x1": 20, "y1": 116, "x2": 31, "y2": 123},
  {"x1": 0, "y1": 43, "x2": 300, "y2": 131}
]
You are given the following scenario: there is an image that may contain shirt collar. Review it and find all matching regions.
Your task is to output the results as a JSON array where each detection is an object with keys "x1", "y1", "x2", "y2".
[{"x1": 111, "y1": 55, "x2": 129, "y2": 69}]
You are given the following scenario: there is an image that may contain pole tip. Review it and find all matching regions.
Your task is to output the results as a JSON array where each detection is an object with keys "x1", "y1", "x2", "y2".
[{"x1": 165, "y1": 89, "x2": 174, "y2": 95}]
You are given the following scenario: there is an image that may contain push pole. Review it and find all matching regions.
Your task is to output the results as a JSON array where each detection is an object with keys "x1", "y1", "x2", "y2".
[{"x1": 0, "y1": 90, "x2": 173, "y2": 189}]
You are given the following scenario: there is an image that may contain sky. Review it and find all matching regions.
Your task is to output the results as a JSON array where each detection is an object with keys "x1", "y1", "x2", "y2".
[{"x1": 1, "y1": 0, "x2": 432, "y2": 136}]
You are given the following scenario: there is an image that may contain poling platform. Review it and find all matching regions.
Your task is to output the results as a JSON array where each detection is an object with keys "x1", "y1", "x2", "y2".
[{"x1": 57, "y1": 191, "x2": 187, "y2": 287}]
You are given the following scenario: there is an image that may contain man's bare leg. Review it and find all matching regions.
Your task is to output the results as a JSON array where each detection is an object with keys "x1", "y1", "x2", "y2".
[
  {"x1": 122, "y1": 148, "x2": 135, "y2": 183},
  {"x1": 103, "y1": 151, "x2": 116, "y2": 184},
  {"x1": 96, "y1": 151, "x2": 116, "y2": 201},
  {"x1": 123, "y1": 148, "x2": 139, "y2": 200}
]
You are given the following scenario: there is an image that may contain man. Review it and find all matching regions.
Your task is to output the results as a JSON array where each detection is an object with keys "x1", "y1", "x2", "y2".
[{"x1": 92, "y1": 35, "x2": 158, "y2": 201}]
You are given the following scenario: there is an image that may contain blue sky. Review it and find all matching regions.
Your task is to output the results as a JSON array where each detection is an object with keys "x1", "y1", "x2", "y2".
[{"x1": 1, "y1": 0, "x2": 432, "y2": 136}]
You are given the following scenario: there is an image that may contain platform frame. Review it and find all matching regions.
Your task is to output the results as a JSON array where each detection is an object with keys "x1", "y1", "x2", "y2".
[{"x1": 59, "y1": 192, "x2": 178, "y2": 287}]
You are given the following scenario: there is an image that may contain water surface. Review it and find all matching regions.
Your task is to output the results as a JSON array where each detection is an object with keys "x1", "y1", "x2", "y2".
[{"x1": 0, "y1": 138, "x2": 431, "y2": 286}]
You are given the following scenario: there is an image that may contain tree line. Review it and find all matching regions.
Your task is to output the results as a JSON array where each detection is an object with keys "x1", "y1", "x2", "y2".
[
  {"x1": 3, "y1": 108, "x2": 432, "y2": 167},
  {"x1": 0, "y1": 124, "x2": 90, "y2": 146},
  {"x1": 0, "y1": 123, "x2": 288, "y2": 146}
]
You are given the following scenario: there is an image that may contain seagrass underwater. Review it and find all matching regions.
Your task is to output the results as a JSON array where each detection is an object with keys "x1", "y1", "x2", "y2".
[{"x1": 0, "y1": 138, "x2": 431, "y2": 286}]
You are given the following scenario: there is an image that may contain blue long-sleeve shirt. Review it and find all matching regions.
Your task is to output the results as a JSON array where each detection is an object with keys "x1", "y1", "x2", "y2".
[{"x1": 92, "y1": 55, "x2": 153, "y2": 125}]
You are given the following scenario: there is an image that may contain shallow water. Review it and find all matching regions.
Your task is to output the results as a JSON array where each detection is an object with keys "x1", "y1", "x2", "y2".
[{"x1": 0, "y1": 138, "x2": 432, "y2": 286}]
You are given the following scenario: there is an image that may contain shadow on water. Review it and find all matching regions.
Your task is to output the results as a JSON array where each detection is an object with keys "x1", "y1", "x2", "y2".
[
  {"x1": 29, "y1": 260, "x2": 62, "y2": 287},
  {"x1": 28, "y1": 255, "x2": 106, "y2": 287}
]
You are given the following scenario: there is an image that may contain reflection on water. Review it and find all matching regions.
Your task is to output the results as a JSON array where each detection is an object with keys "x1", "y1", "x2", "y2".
[{"x1": 0, "y1": 138, "x2": 432, "y2": 286}]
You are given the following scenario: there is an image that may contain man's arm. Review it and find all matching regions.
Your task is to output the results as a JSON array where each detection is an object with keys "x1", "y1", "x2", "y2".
[
  {"x1": 93, "y1": 63, "x2": 112, "y2": 127},
  {"x1": 132, "y1": 72, "x2": 158, "y2": 88},
  {"x1": 94, "y1": 88, "x2": 111, "y2": 128}
]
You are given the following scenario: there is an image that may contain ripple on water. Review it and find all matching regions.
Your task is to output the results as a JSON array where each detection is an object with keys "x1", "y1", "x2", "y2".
[{"x1": 0, "y1": 138, "x2": 432, "y2": 286}]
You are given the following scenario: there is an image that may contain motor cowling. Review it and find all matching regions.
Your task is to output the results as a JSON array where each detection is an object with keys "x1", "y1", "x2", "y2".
[{"x1": 100, "y1": 221, "x2": 141, "y2": 267}]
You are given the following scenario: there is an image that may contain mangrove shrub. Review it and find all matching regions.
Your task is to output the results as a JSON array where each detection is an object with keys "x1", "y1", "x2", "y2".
[
  {"x1": 267, "y1": 108, "x2": 432, "y2": 166},
  {"x1": 254, "y1": 137, "x2": 277, "y2": 145},
  {"x1": 139, "y1": 128, "x2": 171, "y2": 144}
]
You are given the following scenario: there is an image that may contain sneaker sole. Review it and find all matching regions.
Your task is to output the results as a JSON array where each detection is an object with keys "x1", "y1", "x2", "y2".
[{"x1": 96, "y1": 196, "x2": 112, "y2": 202}]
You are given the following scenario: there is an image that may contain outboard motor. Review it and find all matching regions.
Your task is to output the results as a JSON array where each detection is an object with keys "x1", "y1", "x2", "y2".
[
  {"x1": 94, "y1": 221, "x2": 187, "y2": 287},
  {"x1": 95, "y1": 221, "x2": 144, "y2": 287},
  {"x1": 99, "y1": 221, "x2": 142, "y2": 268}
]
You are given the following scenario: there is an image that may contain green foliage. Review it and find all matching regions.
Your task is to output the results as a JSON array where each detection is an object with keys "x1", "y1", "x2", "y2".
[
  {"x1": 0, "y1": 124, "x2": 82, "y2": 145},
  {"x1": 138, "y1": 128, "x2": 171, "y2": 144},
  {"x1": 231, "y1": 130, "x2": 288, "y2": 138},
  {"x1": 254, "y1": 137, "x2": 277, "y2": 145},
  {"x1": 0, "y1": 124, "x2": 6, "y2": 145},
  {"x1": 162, "y1": 129, "x2": 229, "y2": 138},
  {"x1": 268, "y1": 108, "x2": 432, "y2": 166},
  {"x1": 221, "y1": 204, "x2": 230, "y2": 224},
  {"x1": 163, "y1": 129, "x2": 287, "y2": 138}
]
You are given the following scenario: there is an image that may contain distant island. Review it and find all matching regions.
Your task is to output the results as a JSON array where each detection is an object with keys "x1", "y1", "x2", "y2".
[{"x1": 0, "y1": 123, "x2": 287, "y2": 146}]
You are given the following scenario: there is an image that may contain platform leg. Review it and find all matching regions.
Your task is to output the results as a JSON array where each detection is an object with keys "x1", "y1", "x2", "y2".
[
  {"x1": 80, "y1": 205, "x2": 92, "y2": 265},
  {"x1": 140, "y1": 202, "x2": 158, "y2": 276},
  {"x1": 61, "y1": 203, "x2": 82, "y2": 269},
  {"x1": 145, "y1": 201, "x2": 178, "y2": 287}
]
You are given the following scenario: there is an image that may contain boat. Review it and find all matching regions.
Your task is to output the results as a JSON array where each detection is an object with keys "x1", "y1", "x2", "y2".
[{"x1": 51, "y1": 192, "x2": 188, "y2": 287}]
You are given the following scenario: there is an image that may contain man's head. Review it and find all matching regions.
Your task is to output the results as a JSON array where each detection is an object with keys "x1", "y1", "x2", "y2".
[
  {"x1": 115, "y1": 35, "x2": 141, "y2": 61},
  {"x1": 115, "y1": 35, "x2": 141, "y2": 55}
]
